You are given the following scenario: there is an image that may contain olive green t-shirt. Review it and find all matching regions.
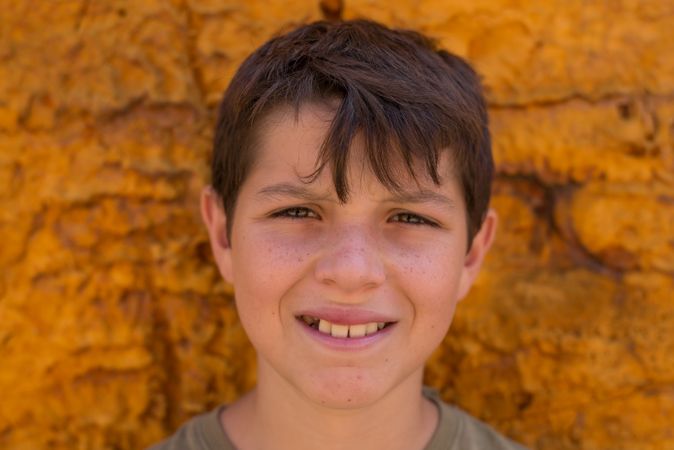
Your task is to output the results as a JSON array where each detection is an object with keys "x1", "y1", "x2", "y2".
[{"x1": 148, "y1": 388, "x2": 528, "y2": 450}]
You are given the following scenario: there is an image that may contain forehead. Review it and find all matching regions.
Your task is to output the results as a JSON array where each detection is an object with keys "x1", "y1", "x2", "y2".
[{"x1": 249, "y1": 102, "x2": 458, "y2": 194}]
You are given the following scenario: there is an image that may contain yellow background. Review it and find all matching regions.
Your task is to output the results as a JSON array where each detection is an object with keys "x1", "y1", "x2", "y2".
[{"x1": 1, "y1": 1, "x2": 673, "y2": 449}]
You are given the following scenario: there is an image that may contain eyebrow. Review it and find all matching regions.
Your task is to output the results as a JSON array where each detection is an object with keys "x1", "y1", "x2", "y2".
[
  {"x1": 256, "y1": 183, "x2": 455, "y2": 210},
  {"x1": 256, "y1": 183, "x2": 335, "y2": 202},
  {"x1": 384, "y1": 190, "x2": 456, "y2": 210}
]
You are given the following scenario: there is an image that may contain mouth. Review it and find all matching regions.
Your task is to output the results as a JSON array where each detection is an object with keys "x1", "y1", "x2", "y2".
[{"x1": 296, "y1": 315, "x2": 394, "y2": 339}]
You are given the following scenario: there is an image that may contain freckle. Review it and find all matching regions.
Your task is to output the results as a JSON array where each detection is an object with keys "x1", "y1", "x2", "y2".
[{"x1": 347, "y1": 398, "x2": 352, "y2": 402}]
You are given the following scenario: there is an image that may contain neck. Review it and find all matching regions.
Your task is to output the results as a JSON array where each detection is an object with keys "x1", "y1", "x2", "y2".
[{"x1": 222, "y1": 360, "x2": 438, "y2": 450}]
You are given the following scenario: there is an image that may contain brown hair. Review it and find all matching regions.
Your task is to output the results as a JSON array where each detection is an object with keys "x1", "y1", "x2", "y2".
[{"x1": 211, "y1": 19, "x2": 492, "y2": 247}]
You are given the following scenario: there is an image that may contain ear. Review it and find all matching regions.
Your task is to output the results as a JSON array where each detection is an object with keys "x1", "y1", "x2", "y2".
[
  {"x1": 456, "y1": 208, "x2": 497, "y2": 301},
  {"x1": 200, "y1": 186, "x2": 234, "y2": 283}
]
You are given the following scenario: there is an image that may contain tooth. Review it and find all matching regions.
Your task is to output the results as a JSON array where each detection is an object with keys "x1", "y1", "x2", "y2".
[
  {"x1": 365, "y1": 322, "x2": 379, "y2": 335},
  {"x1": 302, "y1": 315, "x2": 315, "y2": 326},
  {"x1": 377, "y1": 322, "x2": 385, "y2": 330},
  {"x1": 349, "y1": 324, "x2": 367, "y2": 338},
  {"x1": 318, "y1": 319, "x2": 332, "y2": 334},
  {"x1": 331, "y1": 324, "x2": 348, "y2": 338}
]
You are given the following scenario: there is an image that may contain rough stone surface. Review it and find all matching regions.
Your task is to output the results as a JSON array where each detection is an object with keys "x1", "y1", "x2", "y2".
[
  {"x1": 344, "y1": 0, "x2": 674, "y2": 105},
  {"x1": 1, "y1": 1, "x2": 672, "y2": 449}
]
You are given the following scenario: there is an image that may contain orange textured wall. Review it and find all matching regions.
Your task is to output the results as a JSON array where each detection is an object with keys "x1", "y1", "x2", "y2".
[{"x1": 1, "y1": 1, "x2": 673, "y2": 449}]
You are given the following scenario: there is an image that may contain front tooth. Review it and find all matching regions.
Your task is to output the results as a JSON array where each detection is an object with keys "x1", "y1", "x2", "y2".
[
  {"x1": 318, "y1": 319, "x2": 332, "y2": 334},
  {"x1": 349, "y1": 324, "x2": 367, "y2": 338},
  {"x1": 331, "y1": 324, "x2": 349, "y2": 338},
  {"x1": 365, "y1": 322, "x2": 379, "y2": 335}
]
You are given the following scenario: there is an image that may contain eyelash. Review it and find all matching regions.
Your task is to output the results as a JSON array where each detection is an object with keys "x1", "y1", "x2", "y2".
[
  {"x1": 390, "y1": 212, "x2": 438, "y2": 227},
  {"x1": 270, "y1": 207, "x2": 319, "y2": 219},
  {"x1": 271, "y1": 207, "x2": 438, "y2": 227}
]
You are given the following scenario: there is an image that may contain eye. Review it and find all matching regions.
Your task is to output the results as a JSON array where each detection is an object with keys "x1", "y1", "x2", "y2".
[
  {"x1": 390, "y1": 212, "x2": 438, "y2": 227},
  {"x1": 271, "y1": 206, "x2": 319, "y2": 219}
]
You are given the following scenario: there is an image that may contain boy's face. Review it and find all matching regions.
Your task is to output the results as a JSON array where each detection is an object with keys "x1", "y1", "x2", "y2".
[{"x1": 202, "y1": 103, "x2": 496, "y2": 409}]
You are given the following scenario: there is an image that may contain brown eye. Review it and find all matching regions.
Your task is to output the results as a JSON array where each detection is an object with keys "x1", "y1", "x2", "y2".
[
  {"x1": 272, "y1": 207, "x2": 318, "y2": 219},
  {"x1": 391, "y1": 212, "x2": 437, "y2": 227}
]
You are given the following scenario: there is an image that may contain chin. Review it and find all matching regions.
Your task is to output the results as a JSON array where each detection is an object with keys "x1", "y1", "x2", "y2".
[{"x1": 298, "y1": 368, "x2": 390, "y2": 410}]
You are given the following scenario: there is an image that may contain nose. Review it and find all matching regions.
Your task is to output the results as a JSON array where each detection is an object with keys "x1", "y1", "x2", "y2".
[{"x1": 314, "y1": 225, "x2": 386, "y2": 294}]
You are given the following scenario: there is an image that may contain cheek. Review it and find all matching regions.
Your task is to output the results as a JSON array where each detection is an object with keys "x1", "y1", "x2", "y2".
[
  {"x1": 394, "y1": 241, "x2": 464, "y2": 348},
  {"x1": 231, "y1": 229, "x2": 322, "y2": 309},
  {"x1": 390, "y1": 238, "x2": 466, "y2": 307}
]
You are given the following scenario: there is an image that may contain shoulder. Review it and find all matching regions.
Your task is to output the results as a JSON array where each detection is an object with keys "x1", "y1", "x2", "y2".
[
  {"x1": 423, "y1": 387, "x2": 529, "y2": 450},
  {"x1": 440, "y1": 404, "x2": 529, "y2": 450},
  {"x1": 146, "y1": 405, "x2": 234, "y2": 450}
]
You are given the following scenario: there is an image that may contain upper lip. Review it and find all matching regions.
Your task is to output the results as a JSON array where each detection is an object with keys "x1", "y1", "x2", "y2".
[{"x1": 295, "y1": 307, "x2": 397, "y2": 325}]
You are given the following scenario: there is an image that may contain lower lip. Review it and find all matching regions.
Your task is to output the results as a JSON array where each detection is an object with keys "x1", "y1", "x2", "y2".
[{"x1": 296, "y1": 319, "x2": 395, "y2": 350}]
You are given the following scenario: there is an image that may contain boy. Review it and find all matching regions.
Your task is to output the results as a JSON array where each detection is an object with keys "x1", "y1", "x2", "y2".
[{"x1": 151, "y1": 19, "x2": 527, "y2": 450}]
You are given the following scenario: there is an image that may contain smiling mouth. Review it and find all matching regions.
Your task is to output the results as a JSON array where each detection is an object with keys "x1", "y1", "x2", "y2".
[{"x1": 297, "y1": 315, "x2": 393, "y2": 338}]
